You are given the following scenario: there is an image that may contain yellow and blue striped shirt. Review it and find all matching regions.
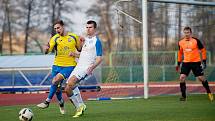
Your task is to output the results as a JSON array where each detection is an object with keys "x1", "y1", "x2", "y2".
[{"x1": 48, "y1": 32, "x2": 80, "y2": 66}]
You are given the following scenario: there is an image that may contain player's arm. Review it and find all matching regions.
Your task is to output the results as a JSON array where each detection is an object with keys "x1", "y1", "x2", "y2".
[
  {"x1": 196, "y1": 38, "x2": 206, "y2": 61},
  {"x1": 44, "y1": 43, "x2": 50, "y2": 54},
  {"x1": 87, "y1": 56, "x2": 103, "y2": 75},
  {"x1": 78, "y1": 36, "x2": 85, "y2": 50},
  {"x1": 87, "y1": 39, "x2": 103, "y2": 75},
  {"x1": 68, "y1": 34, "x2": 82, "y2": 57},
  {"x1": 69, "y1": 51, "x2": 80, "y2": 58},
  {"x1": 176, "y1": 42, "x2": 183, "y2": 72},
  {"x1": 196, "y1": 38, "x2": 207, "y2": 68},
  {"x1": 73, "y1": 34, "x2": 83, "y2": 52},
  {"x1": 44, "y1": 36, "x2": 57, "y2": 54}
]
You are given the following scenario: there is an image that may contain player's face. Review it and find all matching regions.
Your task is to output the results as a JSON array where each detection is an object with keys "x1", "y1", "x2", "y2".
[
  {"x1": 183, "y1": 29, "x2": 191, "y2": 39},
  {"x1": 86, "y1": 24, "x2": 95, "y2": 36},
  {"x1": 54, "y1": 24, "x2": 64, "y2": 36}
]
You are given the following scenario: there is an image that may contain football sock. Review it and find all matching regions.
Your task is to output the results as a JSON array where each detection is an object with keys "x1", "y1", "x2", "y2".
[
  {"x1": 47, "y1": 84, "x2": 58, "y2": 101},
  {"x1": 56, "y1": 89, "x2": 63, "y2": 103},
  {"x1": 202, "y1": 80, "x2": 211, "y2": 93},
  {"x1": 58, "y1": 98, "x2": 64, "y2": 106},
  {"x1": 180, "y1": 82, "x2": 186, "y2": 98},
  {"x1": 73, "y1": 87, "x2": 84, "y2": 105},
  {"x1": 69, "y1": 94, "x2": 80, "y2": 109}
]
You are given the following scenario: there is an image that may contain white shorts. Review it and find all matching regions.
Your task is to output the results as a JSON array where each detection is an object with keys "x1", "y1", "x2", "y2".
[{"x1": 67, "y1": 66, "x2": 88, "y2": 83}]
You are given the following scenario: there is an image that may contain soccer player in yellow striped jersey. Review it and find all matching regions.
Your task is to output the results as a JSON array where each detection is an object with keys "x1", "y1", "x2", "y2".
[
  {"x1": 37, "y1": 20, "x2": 85, "y2": 114},
  {"x1": 47, "y1": 30, "x2": 80, "y2": 66}
]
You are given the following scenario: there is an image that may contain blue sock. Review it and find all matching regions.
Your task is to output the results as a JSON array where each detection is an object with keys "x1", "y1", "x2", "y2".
[
  {"x1": 56, "y1": 89, "x2": 63, "y2": 102},
  {"x1": 48, "y1": 84, "x2": 58, "y2": 100}
]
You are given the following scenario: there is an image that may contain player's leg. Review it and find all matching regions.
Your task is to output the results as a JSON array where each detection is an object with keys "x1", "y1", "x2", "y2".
[
  {"x1": 37, "y1": 73, "x2": 64, "y2": 108},
  {"x1": 73, "y1": 86, "x2": 85, "y2": 106},
  {"x1": 198, "y1": 76, "x2": 214, "y2": 101},
  {"x1": 67, "y1": 86, "x2": 86, "y2": 111},
  {"x1": 37, "y1": 66, "x2": 64, "y2": 108},
  {"x1": 193, "y1": 63, "x2": 213, "y2": 101},
  {"x1": 65, "y1": 75, "x2": 84, "y2": 117},
  {"x1": 72, "y1": 86, "x2": 87, "y2": 117},
  {"x1": 179, "y1": 63, "x2": 190, "y2": 101},
  {"x1": 66, "y1": 68, "x2": 86, "y2": 109},
  {"x1": 179, "y1": 74, "x2": 187, "y2": 101},
  {"x1": 55, "y1": 66, "x2": 75, "y2": 114},
  {"x1": 65, "y1": 76, "x2": 79, "y2": 108},
  {"x1": 56, "y1": 83, "x2": 65, "y2": 114},
  {"x1": 66, "y1": 70, "x2": 86, "y2": 118}
]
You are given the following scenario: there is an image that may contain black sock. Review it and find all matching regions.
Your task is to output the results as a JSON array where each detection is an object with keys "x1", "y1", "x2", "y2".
[
  {"x1": 202, "y1": 80, "x2": 211, "y2": 93},
  {"x1": 45, "y1": 101, "x2": 50, "y2": 104},
  {"x1": 180, "y1": 82, "x2": 186, "y2": 98}
]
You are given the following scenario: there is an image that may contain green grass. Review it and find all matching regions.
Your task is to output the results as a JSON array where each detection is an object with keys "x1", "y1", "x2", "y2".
[{"x1": 0, "y1": 94, "x2": 215, "y2": 121}]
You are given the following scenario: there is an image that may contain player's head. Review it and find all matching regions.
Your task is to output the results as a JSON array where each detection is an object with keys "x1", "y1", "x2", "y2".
[
  {"x1": 183, "y1": 26, "x2": 192, "y2": 39},
  {"x1": 54, "y1": 20, "x2": 64, "y2": 36},
  {"x1": 86, "y1": 20, "x2": 97, "y2": 36}
]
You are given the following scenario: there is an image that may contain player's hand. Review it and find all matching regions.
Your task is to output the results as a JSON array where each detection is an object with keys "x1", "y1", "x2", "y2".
[
  {"x1": 87, "y1": 65, "x2": 94, "y2": 75},
  {"x1": 176, "y1": 66, "x2": 180, "y2": 72},
  {"x1": 79, "y1": 36, "x2": 85, "y2": 43},
  {"x1": 201, "y1": 60, "x2": 207, "y2": 69},
  {"x1": 69, "y1": 52, "x2": 76, "y2": 57},
  {"x1": 176, "y1": 62, "x2": 181, "y2": 72},
  {"x1": 44, "y1": 43, "x2": 50, "y2": 54},
  {"x1": 69, "y1": 52, "x2": 80, "y2": 57}
]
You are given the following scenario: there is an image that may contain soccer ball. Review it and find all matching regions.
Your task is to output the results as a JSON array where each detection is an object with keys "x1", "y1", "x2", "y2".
[{"x1": 19, "y1": 108, "x2": 34, "y2": 121}]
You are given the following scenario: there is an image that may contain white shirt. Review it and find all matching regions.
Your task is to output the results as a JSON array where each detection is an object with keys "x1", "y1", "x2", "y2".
[{"x1": 76, "y1": 36, "x2": 102, "y2": 68}]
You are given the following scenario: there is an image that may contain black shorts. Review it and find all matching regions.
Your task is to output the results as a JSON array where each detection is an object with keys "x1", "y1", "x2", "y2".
[{"x1": 180, "y1": 62, "x2": 204, "y2": 77}]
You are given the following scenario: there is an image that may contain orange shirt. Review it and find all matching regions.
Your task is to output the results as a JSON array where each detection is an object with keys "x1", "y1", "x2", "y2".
[{"x1": 177, "y1": 37, "x2": 206, "y2": 63}]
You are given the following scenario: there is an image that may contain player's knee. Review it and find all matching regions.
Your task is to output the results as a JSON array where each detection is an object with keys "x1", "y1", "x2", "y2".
[
  {"x1": 52, "y1": 79, "x2": 60, "y2": 85},
  {"x1": 67, "y1": 76, "x2": 77, "y2": 86},
  {"x1": 197, "y1": 76, "x2": 205, "y2": 82},
  {"x1": 65, "y1": 86, "x2": 69, "y2": 94},
  {"x1": 65, "y1": 85, "x2": 72, "y2": 97},
  {"x1": 52, "y1": 74, "x2": 64, "y2": 84}
]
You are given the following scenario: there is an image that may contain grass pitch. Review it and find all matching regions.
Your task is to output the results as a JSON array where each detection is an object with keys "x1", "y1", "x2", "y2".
[{"x1": 0, "y1": 94, "x2": 215, "y2": 121}]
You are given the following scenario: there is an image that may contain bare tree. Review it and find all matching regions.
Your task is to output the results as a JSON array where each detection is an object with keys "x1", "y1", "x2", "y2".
[
  {"x1": 87, "y1": 0, "x2": 115, "y2": 53},
  {"x1": 0, "y1": 0, "x2": 5, "y2": 54},
  {"x1": 24, "y1": 0, "x2": 34, "y2": 53},
  {"x1": 4, "y1": 0, "x2": 13, "y2": 54}
]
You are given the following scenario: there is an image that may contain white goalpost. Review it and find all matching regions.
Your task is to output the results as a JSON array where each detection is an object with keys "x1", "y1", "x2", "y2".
[{"x1": 142, "y1": 0, "x2": 149, "y2": 99}]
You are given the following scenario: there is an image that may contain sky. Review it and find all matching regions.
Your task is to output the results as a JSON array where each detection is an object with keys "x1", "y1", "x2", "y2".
[{"x1": 70, "y1": 0, "x2": 95, "y2": 35}]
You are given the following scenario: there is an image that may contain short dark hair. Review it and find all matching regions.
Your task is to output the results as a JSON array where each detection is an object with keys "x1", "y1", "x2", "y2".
[
  {"x1": 183, "y1": 26, "x2": 192, "y2": 33},
  {"x1": 87, "y1": 20, "x2": 97, "y2": 28},
  {"x1": 54, "y1": 20, "x2": 64, "y2": 26}
]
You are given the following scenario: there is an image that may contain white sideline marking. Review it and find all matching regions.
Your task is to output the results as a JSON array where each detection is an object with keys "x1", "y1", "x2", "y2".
[
  {"x1": 0, "y1": 84, "x2": 215, "y2": 89},
  {"x1": 100, "y1": 84, "x2": 215, "y2": 88}
]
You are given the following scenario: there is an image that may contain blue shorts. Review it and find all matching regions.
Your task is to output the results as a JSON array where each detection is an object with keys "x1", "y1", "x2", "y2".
[{"x1": 52, "y1": 65, "x2": 75, "y2": 79}]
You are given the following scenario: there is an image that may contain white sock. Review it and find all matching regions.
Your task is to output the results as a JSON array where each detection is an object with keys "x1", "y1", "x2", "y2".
[
  {"x1": 45, "y1": 98, "x2": 51, "y2": 102},
  {"x1": 73, "y1": 87, "x2": 84, "y2": 105},
  {"x1": 69, "y1": 87, "x2": 82, "y2": 109},
  {"x1": 69, "y1": 94, "x2": 81, "y2": 109}
]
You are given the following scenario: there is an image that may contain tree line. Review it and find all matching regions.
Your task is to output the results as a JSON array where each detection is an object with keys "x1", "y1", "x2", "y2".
[{"x1": 0, "y1": 0, "x2": 215, "y2": 64}]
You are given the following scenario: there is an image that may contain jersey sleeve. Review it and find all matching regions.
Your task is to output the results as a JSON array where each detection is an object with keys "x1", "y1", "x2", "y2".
[
  {"x1": 195, "y1": 38, "x2": 207, "y2": 60},
  {"x1": 76, "y1": 36, "x2": 81, "y2": 51},
  {"x1": 95, "y1": 38, "x2": 103, "y2": 56},
  {"x1": 48, "y1": 35, "x2": 58, "y2": 53},
  {"x1": 177, "y1": 41, "x2": 183, "y2": 62},
  {"x1": 68, "y1": 33, "x2": 80, "y2": 51}
]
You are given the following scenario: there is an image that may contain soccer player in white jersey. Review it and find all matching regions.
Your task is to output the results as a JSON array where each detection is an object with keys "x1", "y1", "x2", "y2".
[{"x1": 65, "y1": 20, "x2": 103, "y2": 118}]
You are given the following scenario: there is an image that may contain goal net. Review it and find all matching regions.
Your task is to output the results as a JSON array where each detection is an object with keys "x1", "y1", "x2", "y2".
[
  {"x1": 92, "y1": 0, "x2": 215, "y2": 100},
  {"x1": 0, "y1": 1, "x2": 215, "y2": 101}
]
